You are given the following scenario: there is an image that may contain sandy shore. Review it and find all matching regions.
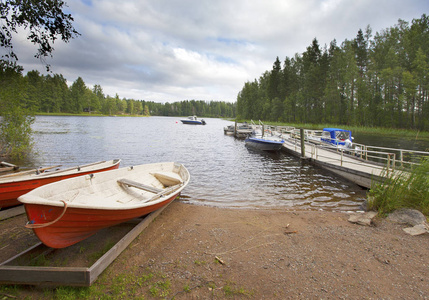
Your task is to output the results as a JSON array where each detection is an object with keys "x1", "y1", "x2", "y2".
[{"x1": 1, "y1": 201, "x2": 429, "y2": 299}]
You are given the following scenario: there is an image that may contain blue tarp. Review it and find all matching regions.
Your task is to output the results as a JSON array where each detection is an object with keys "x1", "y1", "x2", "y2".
[{"x1": 321, "y1": 128, "x2": 352, "y2": 146}]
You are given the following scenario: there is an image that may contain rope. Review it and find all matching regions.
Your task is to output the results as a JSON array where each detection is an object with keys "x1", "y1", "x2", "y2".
[{"x1": 25, "y1": 200, "x2": 68, "y2": 229}]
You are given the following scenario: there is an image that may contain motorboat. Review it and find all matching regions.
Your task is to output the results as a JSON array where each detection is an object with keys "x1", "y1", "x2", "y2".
[{"x1": 180, "y1": 116, "x2": 206, "y2": 125}]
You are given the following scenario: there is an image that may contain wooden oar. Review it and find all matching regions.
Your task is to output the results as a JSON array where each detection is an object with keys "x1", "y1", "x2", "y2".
[
  {"x1": 0, "y1": 161, "x2": 18, "y2": 169},
  {"x1": 0, "y1": 165, "x2": 62, "y2": 178},
  {"x1": 37, "y1": 160, "x2": 107, "y2": 176},
  {"x1": 0, "y1": 161, "x2": 19, "y2": 173}
]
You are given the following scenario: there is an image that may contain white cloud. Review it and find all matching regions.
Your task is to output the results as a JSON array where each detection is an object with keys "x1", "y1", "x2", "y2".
[{"x1": 7, "y1": 0, "x2": 429, "y2": 102}]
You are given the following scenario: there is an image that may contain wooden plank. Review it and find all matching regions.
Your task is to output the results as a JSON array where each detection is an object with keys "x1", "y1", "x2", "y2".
[
  {"x1": 0, "y1": 205, "x2": 25, "y2": 220},
  {"x1": 0, "y1": 266, "x2": 90, "y2": 286},
  {"x1": 118, "y1": 178, "x2": 163, "y2": 193},
  {"x1": 0, "y1": 202, "x2": 171, "y2": 286},
  {"x1": 88, "y1": 203, "x2": 170, "y2": 284},
  {"x1": 281, "y1": 139, "x2": 386, "y2": 188},
  {"x1": 0, "y1": 162, "x2": 18, "y2": 170}
]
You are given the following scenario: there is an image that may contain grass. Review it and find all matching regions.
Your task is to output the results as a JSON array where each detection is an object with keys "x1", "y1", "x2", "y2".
[
  {"x1": 88, "y1": 240, "x2": 116, "y2": 264},
  {"x1": 222, "y1": 281, "x2": 254, "y2": 297},
  {"x1": 368, "y1": 158, "x2": 429, "y2": 217},
  {"x1": 234, "y1": 119, "x2": 429, "y2": 139}
]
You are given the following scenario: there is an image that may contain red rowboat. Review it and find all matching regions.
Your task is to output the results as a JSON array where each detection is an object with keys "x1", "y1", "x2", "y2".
[
  {"x1": 18, "y1": 162, "x2": 190, "y2": 249},
  {"x1": 0, "y1": 159, "x2": 121, "y2": 208}
]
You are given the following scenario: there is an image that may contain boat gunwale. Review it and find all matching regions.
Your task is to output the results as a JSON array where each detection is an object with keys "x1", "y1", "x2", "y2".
[
  {"x1": 0, "y1": 159, "x2": 121, "y2": 184},
  {"x1": 18, "y1": 162, "x2": 190, "y2": 211}
]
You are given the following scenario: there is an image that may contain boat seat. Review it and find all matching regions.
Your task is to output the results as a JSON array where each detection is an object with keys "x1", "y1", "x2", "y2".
[
  {"x1": 117, "y1": 178, "x2": 163, "y2": 193},
  {"x1": 153, "y1": 171, "x2": 183, "y2": 186}
]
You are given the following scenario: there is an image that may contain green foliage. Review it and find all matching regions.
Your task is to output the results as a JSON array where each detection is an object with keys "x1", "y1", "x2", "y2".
[
  {"x1": 368, "y1": 158, "x2": 429, "y2": 216},
  {"x1": 1, "y1": 0, "x2": 79, "y2": 70},
  {"x1": 0, "y1": 106, "x2": 34, "y2": 160},
  {"x1": 2, "y1": 69, "x2": 236, "y2": 118},
  {"x1": 237, "y1": 14, "x2": 429, "y2": 131},
  {"x1": 0, "y1": 62, "x2": 34, "y2": 160}
]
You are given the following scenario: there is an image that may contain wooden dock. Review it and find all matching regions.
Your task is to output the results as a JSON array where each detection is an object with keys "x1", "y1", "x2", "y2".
[{"x1": 281, "y1": 137, "x2": 389, "y2": 189}]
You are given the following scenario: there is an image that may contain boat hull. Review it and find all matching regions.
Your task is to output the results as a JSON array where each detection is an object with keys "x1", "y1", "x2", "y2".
[
  {"x1": 23, "y1": 193, "x2": 178, "y2": 249},
  {"x1": 245, "y1": 137, "x2": 284, "y2": 152},
  {"x1": 0, "y1": 160, "x2": 120, "y2": 208},
  {"x1": 181, "y1": 120, "x2": 205, "y2": 125},
  {"x1": 19, "y1": 162, "x2": 190, "y2": 248}
]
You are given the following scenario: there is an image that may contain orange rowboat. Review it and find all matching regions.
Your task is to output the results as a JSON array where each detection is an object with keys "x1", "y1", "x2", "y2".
[
  {"x1": 0, "y1": 159, "x2": 121, "y2": 208},
  {"x1": 18, "y1": 162, "x2": 190, "y2": 249}
]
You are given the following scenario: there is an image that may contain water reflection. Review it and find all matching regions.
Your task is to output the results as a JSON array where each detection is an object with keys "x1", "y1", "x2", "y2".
[{"x1": 30, "y1": 116, "x2": 367, "y2": 211}]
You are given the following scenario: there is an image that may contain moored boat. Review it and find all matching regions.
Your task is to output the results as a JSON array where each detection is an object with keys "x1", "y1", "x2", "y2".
[
  {"x1": 245, "y1": 130, "x2": 284, "y2": 152},
  {"x1": 224, "y1": 124, "x2": 235, "y2": 135},
  {"x1": 180, "y1": 116, "x2": 206, "y2": 125},
  {"x1": 235, "y1": 122, "x2": 253, "y2": 138},
  {"x1": 321, "y1": 128, "x2": 353, "y2": 148},
  {"x1": 18, "y1": 162, "x2": 190, "y2": 249},
  {"x1": 0, "y1": 159, "x2": 121, "y2": 209}
]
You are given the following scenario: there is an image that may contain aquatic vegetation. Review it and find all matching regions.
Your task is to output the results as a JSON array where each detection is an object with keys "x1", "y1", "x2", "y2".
[{"x1": 368, "y1": 158, "x2": 429, "y2": 216}]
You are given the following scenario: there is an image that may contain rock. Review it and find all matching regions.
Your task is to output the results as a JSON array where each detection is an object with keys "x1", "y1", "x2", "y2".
[
  {"x1": 348, "y1": 211, "x2": 377, "y2": 226},
  {"x1": 358, "y1": 200, "x2": 368, "y2": 211},
  {"x1": 403, "y1": 224, "x2": 429, "y2": 236},
  {"x1": 387, "y1": 208, "x2": 427, "y2": 227}
]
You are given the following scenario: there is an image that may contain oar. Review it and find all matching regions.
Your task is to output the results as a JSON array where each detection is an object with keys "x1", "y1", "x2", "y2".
[{"x1": 0, "y1": 165, "x2": 62, "y2": 178}]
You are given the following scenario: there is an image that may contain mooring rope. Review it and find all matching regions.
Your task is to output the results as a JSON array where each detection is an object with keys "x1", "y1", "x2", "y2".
[{"x1": 25, "y1": 200, "x2": 68, "y2": 229}]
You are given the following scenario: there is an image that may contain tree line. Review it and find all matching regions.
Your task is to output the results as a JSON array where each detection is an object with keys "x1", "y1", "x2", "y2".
[
  {"x1": 237, "y1": 14, "x2": 429, "y2": 131},
  {"x1": 1, "y1": 67, "x2": 236, "y2": 118}
]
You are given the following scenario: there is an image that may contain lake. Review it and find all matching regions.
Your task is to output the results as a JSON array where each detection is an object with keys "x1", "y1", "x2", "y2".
[{"x1": 29, "y1": 116, "x2": 373, "y2": 211}]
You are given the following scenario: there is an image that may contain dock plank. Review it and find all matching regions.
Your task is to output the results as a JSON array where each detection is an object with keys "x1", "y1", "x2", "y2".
[{"x1": 282, "y1": 138, "x2": 389, "y2": 188}]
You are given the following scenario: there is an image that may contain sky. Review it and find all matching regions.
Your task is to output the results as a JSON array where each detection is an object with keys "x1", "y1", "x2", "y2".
[{"x1": 6, "y1": 0, "x2": 429, "y2": 103}]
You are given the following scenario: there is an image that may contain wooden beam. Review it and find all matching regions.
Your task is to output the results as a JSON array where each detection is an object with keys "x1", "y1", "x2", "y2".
[
  {"x1": 0, "y1": 203, "x2": 171, "y2": 286},
  {"x1": 118, "y1": 178, "x2": 163, "y2": 193}
]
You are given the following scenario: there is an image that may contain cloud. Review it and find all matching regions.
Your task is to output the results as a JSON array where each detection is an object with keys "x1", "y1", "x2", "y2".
[{"x1": 7, "y1": 0, "x2": 429, "y2": 102}]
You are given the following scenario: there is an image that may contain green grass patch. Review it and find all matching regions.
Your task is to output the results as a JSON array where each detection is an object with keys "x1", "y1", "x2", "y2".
[
  {"x1": 222, "y1": 281, "x2": 254, "y2": 297},
  {"x1": 88, "y1": 240, "x2": 116, "y2": 264},
  {"x1": 368, "y1": 158, "x2": 429, "y2": 216}
]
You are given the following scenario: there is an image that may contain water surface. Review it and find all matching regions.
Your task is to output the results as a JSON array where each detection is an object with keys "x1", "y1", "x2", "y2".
[{"x1": 31, "y1": 116, "x2": 367, "y2": 210}]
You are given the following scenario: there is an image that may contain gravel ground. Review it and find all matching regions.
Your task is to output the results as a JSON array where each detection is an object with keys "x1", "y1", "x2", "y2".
[{"x1": 1, "y1": 201, "x2": 428, "y2": 299}]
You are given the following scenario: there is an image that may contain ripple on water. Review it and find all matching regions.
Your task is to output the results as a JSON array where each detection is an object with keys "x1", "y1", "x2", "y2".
[{"x1": 31, "y1": 116, "x2": 367, "y2": 211}]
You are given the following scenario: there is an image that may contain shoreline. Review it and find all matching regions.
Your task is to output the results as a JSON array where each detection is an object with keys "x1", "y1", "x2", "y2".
[{"x1": 1, "y1": 201, "x2": 428, "y2": 299}]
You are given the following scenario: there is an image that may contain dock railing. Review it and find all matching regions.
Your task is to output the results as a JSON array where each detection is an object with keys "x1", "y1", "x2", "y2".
[{"x1": 284, "y1": 130, "x2": 429, "y2": 173}]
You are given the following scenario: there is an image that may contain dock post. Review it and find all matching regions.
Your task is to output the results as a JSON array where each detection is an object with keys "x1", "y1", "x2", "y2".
[
  {"x1": 300, "y1": 128, "x2": 305, "y2": 158},
  {"x1": 234, "y1": 120, "x2": 237, "y2": 137}
]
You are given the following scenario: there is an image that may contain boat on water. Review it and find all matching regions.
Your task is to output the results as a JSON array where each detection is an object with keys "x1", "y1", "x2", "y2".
[
  {"x1": 235, "y1": 122, "x2": 253, "y2": 138},
  {"x1": 224, "y1": 124, "x2": 235, "y2": 135},
  {"x1": 245, "y1": 129, "x2": 285, "y2": 152},
  {"x1": 0, "y1": 159, "x2": 121, "y2": 209},
  {"x1": 321, "y1": 128, "x2": 353, "y2": 148},
  {"x1": 18, "y1": 162, "x2": 190, "y2": 249},
  {"x1": 180, "y1": 116, "x2": 206, "y2": 125}
]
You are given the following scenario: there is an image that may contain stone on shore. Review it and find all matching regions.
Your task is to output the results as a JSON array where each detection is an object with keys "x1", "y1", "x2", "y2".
[
  {"x1": 348, "y1": 211, "x2": 377, "y2": 226},
  {"x1": 387, "y1": 208, "x2": 427, "y2": 226},
  {"x1": 387, "y1": 208, "x2": 428, "y2": 236},
  {"x1": 403, "y1": 224, "x2": 429, "y2": 236}
]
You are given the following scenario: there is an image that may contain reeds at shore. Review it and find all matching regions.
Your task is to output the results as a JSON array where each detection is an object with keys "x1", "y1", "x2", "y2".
[{"x1": 368, "y1": 158, "x2": 429, "y2": 217}]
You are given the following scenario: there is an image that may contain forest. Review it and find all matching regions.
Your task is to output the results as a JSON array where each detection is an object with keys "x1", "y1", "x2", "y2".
[
  {"x1": 0, "y1": 68, "x2": 236, "y2": 118},
  {"x1": 237, "y1": 15, "x2": 429, "y2": 131}
]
